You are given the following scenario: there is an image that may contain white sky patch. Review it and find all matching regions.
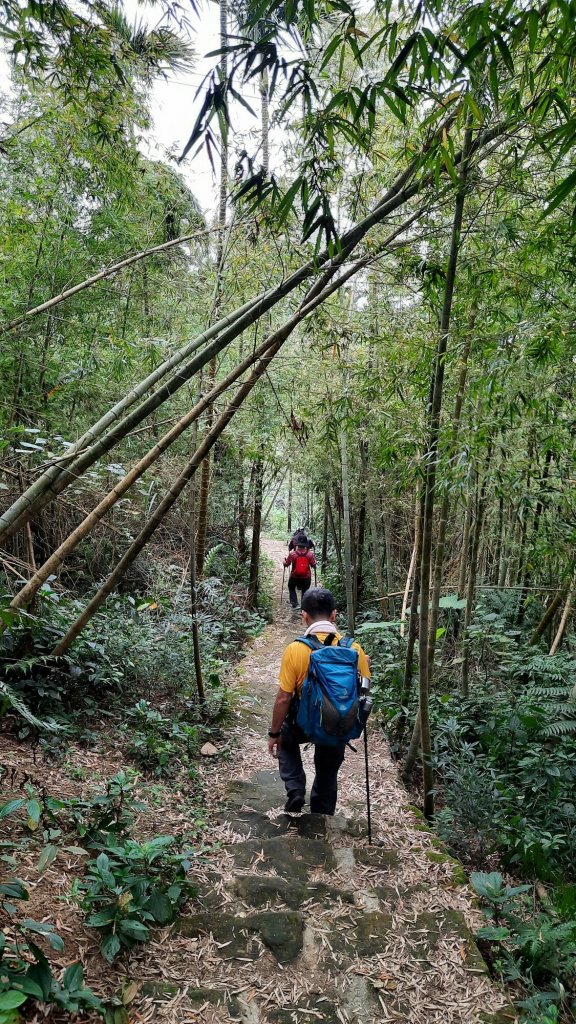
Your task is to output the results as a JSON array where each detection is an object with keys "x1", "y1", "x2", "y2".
[{"x1": 125, "y1": 0, "x2": 284, "y2": 218}]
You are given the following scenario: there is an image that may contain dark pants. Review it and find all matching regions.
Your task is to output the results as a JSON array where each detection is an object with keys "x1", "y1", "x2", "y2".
[
  {"x1": 278, "y1": 720, "x2": 345, "y2": 815},
  {"x1": 288, "y1": 575, "x2": 311, "y2": 608}
]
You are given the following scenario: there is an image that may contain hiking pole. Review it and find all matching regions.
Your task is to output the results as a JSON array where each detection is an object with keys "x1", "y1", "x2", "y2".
[
  {"x1": 281, "y1": 566, "x2": 286, "y2": 605},
  {"x1": 314, "y1": 567, "x2": 317, "y2": 586},
  {"x1": 364, "y1": 722, "x2": 372, "y2": 845}
]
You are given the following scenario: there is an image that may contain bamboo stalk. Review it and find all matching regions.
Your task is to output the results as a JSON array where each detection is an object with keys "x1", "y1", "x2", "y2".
[
  {"x1": 549, "y1": 576, "x2": 576, "y2": 656},
  {"x1": 417, "y1": 121, "x2": 473, "y2": 818},
  {"x1": 0, "y1": 228, "x2": 212, "y2": 337}
]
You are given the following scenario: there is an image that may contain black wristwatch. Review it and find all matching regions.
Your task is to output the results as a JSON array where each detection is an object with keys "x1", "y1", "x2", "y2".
[{"x1": 268, "y1": 730, "x2": 281, "y2": 738}]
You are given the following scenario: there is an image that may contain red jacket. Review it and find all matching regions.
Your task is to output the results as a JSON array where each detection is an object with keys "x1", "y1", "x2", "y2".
[{"x1": 284, "y1": 549, "x2": 316, "y2": 577}]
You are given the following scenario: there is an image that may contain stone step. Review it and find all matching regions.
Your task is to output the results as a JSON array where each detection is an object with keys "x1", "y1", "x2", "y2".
[
  {"x1": 225, "y1": 834, "x2": 336, "y2": 880},
  {"x1": 174, "y1": 898, "x2": 486, "y2": 973},
  {"x1": 222, "y1": 771, "x2": 370, "y2": 842},
  {"x1": 174, "y1": 909, "x2": 305, "y2": 962},
  {"x1": 229, "y1": 872, "x2": 356, "y2": 910}
]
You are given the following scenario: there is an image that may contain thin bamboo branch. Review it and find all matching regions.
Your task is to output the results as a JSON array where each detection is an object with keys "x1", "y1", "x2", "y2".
[{"x1": 0, "y1": 228, "x2": 212, "y2": 337}]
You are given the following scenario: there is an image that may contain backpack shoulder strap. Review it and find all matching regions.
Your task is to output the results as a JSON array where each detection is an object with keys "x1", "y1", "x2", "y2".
[
  {"x1": 295, "y1": 636, "x2": 323, "y2": 651},
  {"x1": 338, "y1": 637, "x2": 355, "y2": 649}
]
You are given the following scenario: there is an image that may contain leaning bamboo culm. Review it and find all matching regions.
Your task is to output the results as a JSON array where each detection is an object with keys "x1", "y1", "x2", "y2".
[
  {"x1": 7, "y1": 328, "x2": 292, "y2": 613},
  {"x1": 49, "y1": 246, "x2": 377, "y2": 654}
]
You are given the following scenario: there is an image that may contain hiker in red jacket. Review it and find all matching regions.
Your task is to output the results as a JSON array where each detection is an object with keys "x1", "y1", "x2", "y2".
[{"x1": 284, "y1": 543, "x2": 316, "y2": 609}]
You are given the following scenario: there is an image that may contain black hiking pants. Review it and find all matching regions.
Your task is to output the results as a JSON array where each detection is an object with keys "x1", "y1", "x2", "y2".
[
  {"x1": 278, "y1": 720, "x2": 345, "y2": 815},
  {"x1": 288, "y1": 574, "x2": 311, "y2": 608}
]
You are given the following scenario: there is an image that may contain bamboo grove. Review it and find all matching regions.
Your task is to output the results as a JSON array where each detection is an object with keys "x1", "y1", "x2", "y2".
[{"x1": 1, "y1": 0, "x2": 576, "y2": 827}]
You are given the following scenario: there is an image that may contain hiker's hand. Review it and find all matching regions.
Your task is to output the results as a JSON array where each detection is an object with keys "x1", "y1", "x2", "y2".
[{"x1": 268, "y1": 736, "x2": 281, "y2": 758}]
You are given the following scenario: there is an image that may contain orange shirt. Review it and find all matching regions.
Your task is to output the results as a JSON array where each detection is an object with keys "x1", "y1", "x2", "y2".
[{"x1": 278, "y1": 632, "x2": 371, "y2": 697}]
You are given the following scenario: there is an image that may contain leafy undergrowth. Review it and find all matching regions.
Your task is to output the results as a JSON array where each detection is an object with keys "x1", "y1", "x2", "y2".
[
  {"x1": 0, "y1": 550, "x2": 267, "y2": 1023},
  {"x1": 359, "y1": 589, "x2": 576, "y2": 1023}
]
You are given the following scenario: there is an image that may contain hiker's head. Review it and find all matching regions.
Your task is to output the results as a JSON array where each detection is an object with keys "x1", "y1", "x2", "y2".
[
  {"x1": 295, "y1": 543, "x2": 307, "y2": 553},
  {"x1": 301, "y1": 587, "x2": 336, "y2": 624}
]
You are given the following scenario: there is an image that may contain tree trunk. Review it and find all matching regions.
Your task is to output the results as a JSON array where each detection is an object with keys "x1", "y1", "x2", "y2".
[
  {"x1": 326, "y1": 498, "x2": 344, "y2": 578},
  {"x1": 340, "y1": 429, "x2": 355, "y2": 634},
  {"x1": 287, "y1": 468, "x2": 293, "y2": 534},
  {"x1": 354, "y1": 487, "x2": 367, "y2": 614},
  {"x1": 461, "y1": 443, "x2": 493, "y2": 696},
  {"x1": 549, "y1": 576, "x2": 575, "y2": 656},
  {"x1": 383, "y1": 504, "x2": 395, "y2": 619},
  {"x1": 426, "y1": 328, "x2": 473, "y2": 687},
  {"x1": 417, "y1": 121, "x2": 473, "y2": 818},
  {"x1": 248, "y1": 460, "x2": 264, "y2": 607},
  {"x1": 238, "y1": 462, "x2": 248, "y2": 562},
  {"x1": 195, "y1": 0, "x2": 229, "y2": 576},
  {"x1": 321, "y1": 492, "x2": 329, "y2": 574},
  {"x1": 398, "y1": 489, "x2": 425, "y2": 751},
  {"x1": 457, "y1": 492, "x2": 473, "y2": 599},
  {"x1": 517, "y1": 448, "x2": 553, "y2": 623},
  {"x1": 530, "y1": 590, "x2": 565, "y2": 646},
  {"x1": 189, "y1": 462, "x2": 205, "y2": 705}
]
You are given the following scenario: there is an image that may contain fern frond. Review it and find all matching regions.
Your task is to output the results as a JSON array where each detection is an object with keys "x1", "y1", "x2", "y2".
[
  {"x1": 541, "y1": 719, "x2": 576, "y2": 738},
  {"x1": 0, "y1": 681, "x2": 57, "y2": 731},
  {"x1": 203, "y1": 544, "x2": 224, "y2": 577},
  {"x1": 528, "y1": 686, "x2": 574, "y2": 698}
]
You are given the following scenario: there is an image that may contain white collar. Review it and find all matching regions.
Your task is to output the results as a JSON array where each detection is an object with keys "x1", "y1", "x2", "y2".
[{"x1": 304, "y1": 620, "x2": 338, "y2": 636}]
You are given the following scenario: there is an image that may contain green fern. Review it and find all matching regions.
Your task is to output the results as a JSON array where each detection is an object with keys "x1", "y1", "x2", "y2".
[
  {"x1": 203, "y1": 544, "x2": 224, "y2": 577},
  {"x1": 524, "y1": 677, "x2": 576, "y2": 740},
  {"x1": 0, "y1": 680, "x2": 57, "y2": 731},
  {"x1": 541, "y1": 719, "x2": 576, "y2": 738}
]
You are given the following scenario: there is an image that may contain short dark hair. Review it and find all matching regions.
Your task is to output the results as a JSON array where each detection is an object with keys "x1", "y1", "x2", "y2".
[{"x1": 301, "y1": 587, "x2": 335, "y2": 619}]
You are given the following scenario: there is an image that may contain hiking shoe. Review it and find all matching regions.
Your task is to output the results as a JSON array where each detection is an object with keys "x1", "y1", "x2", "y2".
[{"x1": 284, "y1": 792, "x2": 305, "y2": 813}]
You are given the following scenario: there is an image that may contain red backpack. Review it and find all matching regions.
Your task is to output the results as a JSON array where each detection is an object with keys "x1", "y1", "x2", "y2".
[{"x1": 293, "y1": 553, "x2": 310, "y2": 578}]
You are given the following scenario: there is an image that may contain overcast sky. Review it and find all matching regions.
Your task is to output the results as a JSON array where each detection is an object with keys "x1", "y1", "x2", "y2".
[{"x1": 130, "y1": 0, "x2": 270, "y2": 218}]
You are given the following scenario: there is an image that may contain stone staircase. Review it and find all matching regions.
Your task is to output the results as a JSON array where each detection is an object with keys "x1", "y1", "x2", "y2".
[{"x1": 141, "y1": 768, "x2": 510, "y2": 1024}]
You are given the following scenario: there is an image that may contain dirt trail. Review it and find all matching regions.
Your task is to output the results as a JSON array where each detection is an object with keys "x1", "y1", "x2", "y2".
[{"x1": 134, "y1": 538, "x2": 512, "y2": 1024}]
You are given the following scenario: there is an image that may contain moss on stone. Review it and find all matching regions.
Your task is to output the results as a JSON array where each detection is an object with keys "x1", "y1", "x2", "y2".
[
  {"x1": 245, "y1": 911, "x2": 304, "y2": 962},
  {"x1": 140, "y1": 982, "x2": 180, "y2": 1001},
  {"x1": 404, "y1": 804, "x2": 430, "y2": 825},
  {"x1": 174, "y1": 909, "x2": 304, "y2": 963},
  {"x1": 424, "y1": 848, "x2": 468, "y2": 885},
  {"x1": 354, "y1": 847, "x2": 400, "y2": 870},
  {"x1": 230, "y1": 835, "x2": 335, "y2": 880},
  {"x1": 479, "y1": 1005, "x2": 518, "y2": 1023}
]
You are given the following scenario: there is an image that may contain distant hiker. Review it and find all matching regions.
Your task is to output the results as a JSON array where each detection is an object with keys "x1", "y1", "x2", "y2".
[
  {"x1": 288, "y1": 528, "x2": 315, "y2": 551},
  {"x1": 284, "y1": 542, "x2": 316, "y2": 609},
  {"x1": 268, "y1": 587, "x2": 371, "y2": 815}
]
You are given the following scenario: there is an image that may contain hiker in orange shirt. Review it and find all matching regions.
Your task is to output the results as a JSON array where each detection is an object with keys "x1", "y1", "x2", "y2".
[
  {"x1": 268, "y1": 587, "x2": 371, "y2": 814},
  {"x1": 283, "y1": 542, "x2": 316, "y2": 609}
]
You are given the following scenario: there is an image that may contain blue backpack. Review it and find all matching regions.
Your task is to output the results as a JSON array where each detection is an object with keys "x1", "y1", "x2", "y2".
[{"x1": 295, "y1": 635, "x2": 366, "y2": 747}]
